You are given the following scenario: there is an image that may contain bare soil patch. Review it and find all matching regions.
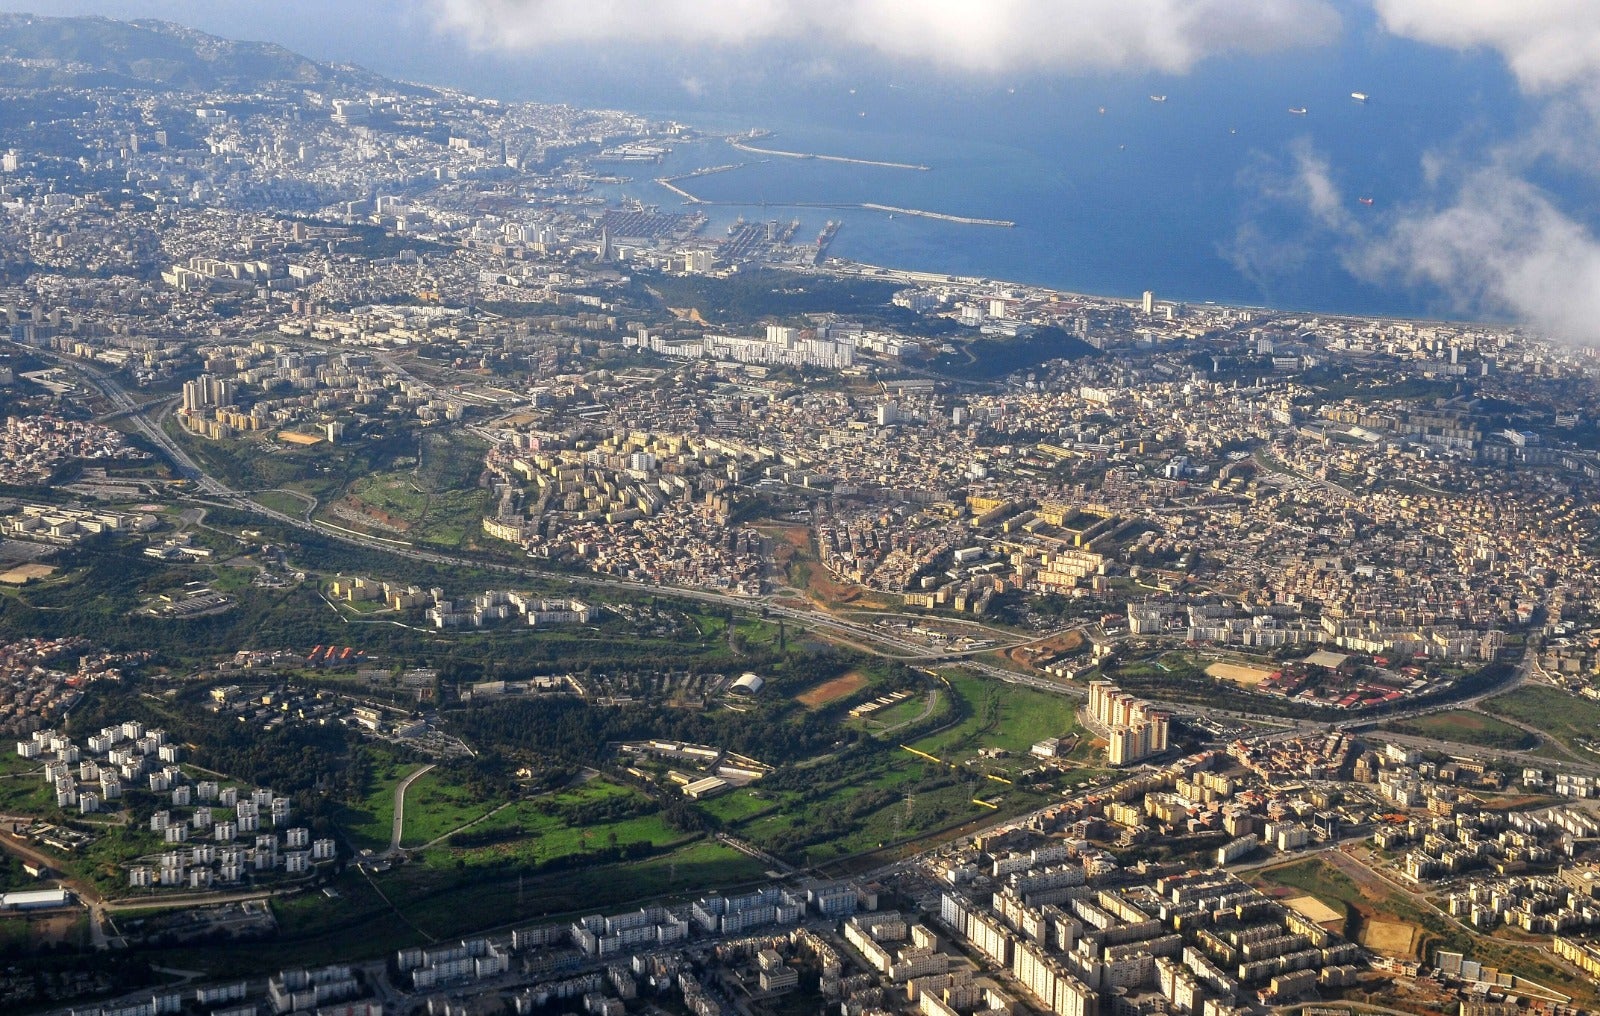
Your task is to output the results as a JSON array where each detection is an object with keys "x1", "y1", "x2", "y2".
[
  {"x1": 797, "y1": 671, "x2": 869, "y2": 709},
  {"x1": 1205, "y1": 661, "x2": 1276, "y2": 686}
]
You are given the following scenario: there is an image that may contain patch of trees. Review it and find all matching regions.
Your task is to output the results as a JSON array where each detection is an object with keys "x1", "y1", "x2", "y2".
[
  {"x1": 635, "y1": 269, "x2": 902, "y2": 327},
  {"x1": 447, "y1": 694, "x2": 849, "y2": 769},
  {"x1": 928, "y1": 326, "x2": 1097, "y2": 381}
]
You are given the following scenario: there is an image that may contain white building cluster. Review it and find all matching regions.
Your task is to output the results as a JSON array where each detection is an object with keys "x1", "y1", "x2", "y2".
[
  {"x1": 426, "y1": 590, "x2": 591, "y2": 629},
  {"x1": 628, "y1": 325, "x2": 856, "y2": 370},
  {"x1": 1087, "y1": 681, "x2": 1171, "y2": 766}
]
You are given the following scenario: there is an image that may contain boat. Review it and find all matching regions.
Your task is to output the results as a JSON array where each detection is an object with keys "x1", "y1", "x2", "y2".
[
  {"x1": 1288, "y1": 107, "x2": 1308, "y2": 116},
  {"x1": 1097, "y1": 106, "x2": 1106, "y2": 114},
  {"x1": 1351, "y1": 92, "x2": 1369, "y2": 102},
  {"x1": 1149, "y1": 94, "x2": 1167, "y2": 103},
  {"x1": 1358, "y1": 197, "x2": 1374, "y2": 206}
]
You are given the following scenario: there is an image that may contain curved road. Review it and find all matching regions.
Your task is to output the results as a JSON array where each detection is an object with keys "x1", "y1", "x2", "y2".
[{"x1": 387, "y1": 764, "x2": 436, "y2": 856}]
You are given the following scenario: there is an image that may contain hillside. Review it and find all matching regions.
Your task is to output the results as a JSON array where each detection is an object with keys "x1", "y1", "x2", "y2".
[{"x1": 0, "y1": 13, "x2": 406, "y2": 92}]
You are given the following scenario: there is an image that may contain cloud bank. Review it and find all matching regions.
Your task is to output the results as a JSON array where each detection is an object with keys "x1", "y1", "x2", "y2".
[
  {"x1": 1374, "y1": 0, "x2": 1600, "y2": 98},
  {"x1": 1357, "y1": 170, "x2": 1600, "y2": 343},
  {"x1": 1356, "y1": 3, "x2": 1600, "y2": 342},
  {"x1": 430, "y1": 0, "x2": 1342, "y2": 74}
]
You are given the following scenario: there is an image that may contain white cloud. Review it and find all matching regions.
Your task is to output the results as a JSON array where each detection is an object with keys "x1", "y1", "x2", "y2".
[
  {"x1": 1350, "y1": 168, "x2": 1600, "y2": 344},
  {"x1": 1287, "y1": 140, "x2": 1347, "y2": 230},
  {"x1": 429, "y1": 0, "x2": 1342, "y2": 75},
  {"x1": 1374, "y1": 0, "x2": 1600, "y2": 98},
  {"x1": 1223, "y1": 139, "x2": 1356, "y2": 291},
  {"x1": 1362, "y1": 4, "x2": 1600, "y2": 342}
]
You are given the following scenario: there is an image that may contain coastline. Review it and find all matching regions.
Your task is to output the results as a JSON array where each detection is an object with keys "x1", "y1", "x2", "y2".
[{"x1": 814, "y1": 257, "x2": 1523, "y2": 337}]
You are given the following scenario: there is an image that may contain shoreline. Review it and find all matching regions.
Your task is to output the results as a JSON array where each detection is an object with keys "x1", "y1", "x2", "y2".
[{"x1": 814, "y1": 257, "x2": 1529, "y2": 336}]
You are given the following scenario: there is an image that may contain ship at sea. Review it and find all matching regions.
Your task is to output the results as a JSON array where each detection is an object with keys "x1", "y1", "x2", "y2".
[
  {"x1": 1288, "y1": 106, "x2": 1308, "y2": 116},
  {"x1": 1351, "y1": 92, "x2": 1369, "y2": 102},
  {"x1": 1358, "y1": 197, "x2": 1374, "y2": 206},
  {"x1": 1149, "y1": 95, "x2": 1167, "y2": 103}
]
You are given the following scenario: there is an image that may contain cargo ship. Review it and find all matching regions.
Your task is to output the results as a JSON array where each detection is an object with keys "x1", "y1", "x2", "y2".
[
  {"x1": 1149, "y1": 94, "x2": 1167, "y2": 103},
  {"x1": 1358, "y1": 197, "x2": 1375, "y2": 206},
  {"x1": 1351, "y1": 92, "x2": 1369, "y2": 102},
  {"x1": 1288, "y1": 106, "x2": 1308, "y2": 116}
]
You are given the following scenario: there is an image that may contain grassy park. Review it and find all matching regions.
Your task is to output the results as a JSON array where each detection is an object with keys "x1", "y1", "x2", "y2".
[
  {"x1": 1381, "y1": 709, "x2": 1539, "y2": 751},
  {"x1": 1481, "y1": 686, "x2": 1600, "y2": 754}
]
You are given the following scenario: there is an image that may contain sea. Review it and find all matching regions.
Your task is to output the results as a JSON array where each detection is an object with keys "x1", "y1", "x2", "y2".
[
  {"x1": 537, "y1": 34, "x2": 1534, "y2": 321},
  {"x1": 195, "y1": 2, "x2": 1575, "y2": 322}
]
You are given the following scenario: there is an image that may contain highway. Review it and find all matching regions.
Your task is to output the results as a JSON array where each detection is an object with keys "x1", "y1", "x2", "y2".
[
  {"x1": 58, "y1": 352, "x2": 1593, "y2": 761},
  {"x1": 45, "y1": 350, "x2": 984, "y2": 657},
  {"x1": 56, "y1": 352, "x2": 1599, "y2": 776}
]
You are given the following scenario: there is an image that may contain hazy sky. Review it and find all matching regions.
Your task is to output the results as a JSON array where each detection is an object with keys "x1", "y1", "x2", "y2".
[{"x1": 8, "y1": 1, "x2": 1600, "y2": 338}]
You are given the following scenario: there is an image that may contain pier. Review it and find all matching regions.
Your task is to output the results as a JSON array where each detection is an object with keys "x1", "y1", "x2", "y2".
[
  {"x1": 655, "y1": 177, "x2": 704, "y2": 203},
  {"x1": 654, "y1": 162, "x2": 747, "y2": 204},
  {"x1": 652, "y1": 178, "x2": 1014, "y2": 229},
  {"x1": 727, "y1": 135, "x2": 930, "y2": 172},
  {"x1": 861, "y1": 203, "x2": 1015, "y2": 228}
]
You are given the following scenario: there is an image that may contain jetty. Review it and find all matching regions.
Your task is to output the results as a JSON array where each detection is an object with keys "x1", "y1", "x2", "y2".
[{"x1": 655, "y1": 178, "x2": 703, "y2": 203}]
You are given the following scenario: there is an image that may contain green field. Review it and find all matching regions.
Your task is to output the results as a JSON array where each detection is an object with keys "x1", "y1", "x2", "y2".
[
  {"x1": 1382, "y1": 709, "x2": 1539, "y2": 752},
  {"x1": 249, "y1": 489, "x2": 313, "y2": 518},
  {"x1": 1481, "y1": 686, "x2": 1600, "y2": 755},
  {"x1": 709, "y1": 671, "x2": 1093, "y2": 865},
  {"x1": 0, "y1": 754, "x2": 55, "y2": 816},
  {"x1": 398, "y1": 769, "x2": 499, "y2": 847},
  {"x1": 692, "y1": 786, "x2": 782, "y2": 825},
  {"x1": 334, "y1": 756, "x2": 420, "y2": 854},
  {"x1": 909, "y1": 671, "x2": 1085, "y2": 761},
  {"x1": 335, "y1": 430, "x2": 490, "y2": 550},
  {"x1": 424, "y1": 778, "x2": 684, "y2": 864},
  {"x1": 862, "y1": 690, "x2": 943, "y2": 730}
]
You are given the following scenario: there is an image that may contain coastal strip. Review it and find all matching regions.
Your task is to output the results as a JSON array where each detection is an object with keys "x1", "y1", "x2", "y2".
[{"x1": 728, "y1": 135, "x2": 930, "y2": 172}]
